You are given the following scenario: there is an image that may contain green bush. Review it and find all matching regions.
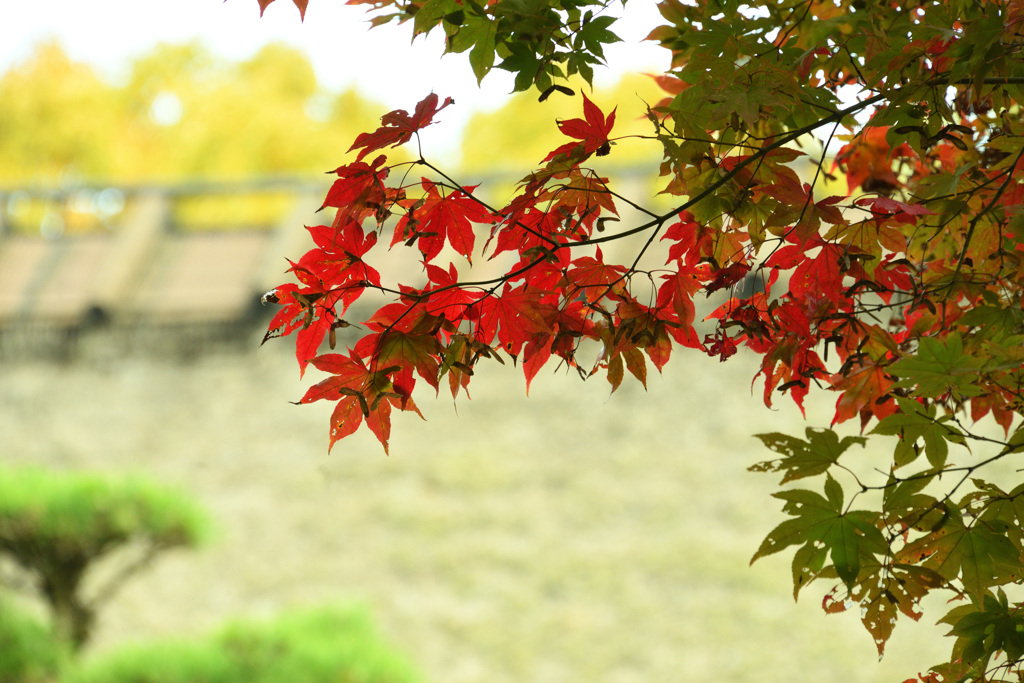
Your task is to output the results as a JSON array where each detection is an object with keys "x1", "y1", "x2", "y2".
[
  {"x1": 0, "y1": 466, "x2": 209, "y2": 552},
  {"x1": 66, "y1": 639, "x2": 233, "y2": 683},
  {"x1": 0, "y1": 596, "x2": 70, "y2": 683},
  {"x1": 66, "y1": 605, "x2": 424, "y2": 683},
  {"x1": 0, "y1": 465, "x2": 210, "y2": 648}
]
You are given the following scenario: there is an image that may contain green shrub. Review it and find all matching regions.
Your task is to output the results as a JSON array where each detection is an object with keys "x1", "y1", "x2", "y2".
[
  {"x1": 65, "y1": 639, "x2": 233, "y2": 683},
  {"x1": 0, "y1": 465, "x2": 210, "y2": 648},
  {"x1": 66, "y1": 605, "x2": 424, "y2": 683},
  {"x1": 0, "y1": 466, "x2": 209, "y2": 552},
  {"x1": 0, "y1": 596, "x2": 70, "y2": 683}
]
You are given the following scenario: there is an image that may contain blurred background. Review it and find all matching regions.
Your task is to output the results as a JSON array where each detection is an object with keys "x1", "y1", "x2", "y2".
[{"x1": 0, "y1": 2, "x2": 951, "y2": 682}]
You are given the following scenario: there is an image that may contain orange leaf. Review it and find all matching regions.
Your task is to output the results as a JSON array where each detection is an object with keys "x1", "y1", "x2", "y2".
[
  {"x1": 831, "y1": 361, "x2": 897, "y2": 428},
  {"x1": 256, "y1": 0, "x2": 307, "y2": 19},
  {"x1": 834, "y1": 126, "x2": 917, "y2": 194}
]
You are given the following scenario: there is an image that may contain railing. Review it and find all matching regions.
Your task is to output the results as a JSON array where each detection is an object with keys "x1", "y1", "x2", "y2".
[{"x1": 0, "y1": 177, "x2": 330, "y2": 359}]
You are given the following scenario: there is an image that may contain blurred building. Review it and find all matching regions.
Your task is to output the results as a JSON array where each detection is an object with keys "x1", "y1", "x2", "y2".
[{"x1": 0, "y1": 178, "x2": 324, "y2": 360}]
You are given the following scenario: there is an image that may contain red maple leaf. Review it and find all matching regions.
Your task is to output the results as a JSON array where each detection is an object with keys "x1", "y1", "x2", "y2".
[
  {"x1": 612, "y1": 298, "x2": 674, "y2": 372},
  {"x1": 295, "y1": 220, "x2": 381, "y2": 292},
  {"x1": 487, "y1": 206, "x2": 562, "y2": 260},
  {"x1": 705, "y1": 262, "x2": 751, "y2": 295},
  {"x1": 704, "y1": 329, "x2": 738, "y2": 362},
  {"x1": 365, "y1": 330, "x2": 442, "y2": 398},
  {"x1": 798, "y1": 46, "x2": 831, "y2": 82},
  {"x1": 563, "y1": 246, "x2": 627, "y2": 303},
  {"x1": 522, "y1": 335, "x2": 553, "y2": 395},
  {"x1": 264, "y1": 266, "x2": 347, "y2": 377},
  {"x1": 393, "y1": 179, "x2": 494, "y2": 263},
  {"x1": 264, "y1": 283, "x2": 317, "y2": 354},
  {"x1": 856, "y1": 196, "x2": 936, "y2": 225},
  {"x1": 322, "y1": 155, "x2": 391, "y2": 225},
  {"x1": 300, "y1": 352, "x2": 421, "y2": 453},
  {"x1": 648, "y1": 72, "x2": 689, "y2": 96},
  {"x1": 656, "y1": 265, "x2": 706, "y2": 349},
  {"x1": 475, "y1": 284, "x2": 556, "y2": 357},
  {"x1": 521, "y1": 300, "x2": 599, "y2": 395},
  {"x1": 543, "y1": 93, "x2": 616, "y2": 162},
  {"x1": 788, "y1": 243, "x2": 846, "y2": 306},
  {"x1": 545, "y1": 170, "x2": 619, "y2": 237},
  {"x1": 660, "y1": 212, "x2": 711, "y2": 265},
  {"x1": 970, "y1": 392, "x2": 1015, "y2": 435},
  {"x1": 349, "y1": 93, "x2": 454, "y2": 161},
  {"x1": 422, "y1": 262, "x2": 484, "y2": 323},
  {"x1": 354, "y1": 299, "x2": 449, "y2": 398},
  {"x1": 294, "y1": 293, "x2": 342, "y2": 372},
  {"x1": 831, "y1": 359, "x2": 897, "y2": 428}
]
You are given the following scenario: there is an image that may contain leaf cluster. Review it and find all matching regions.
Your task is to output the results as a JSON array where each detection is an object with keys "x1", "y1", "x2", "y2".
[{"x1": 258, "y1": 0, "x2": 1024, "y2": 678}]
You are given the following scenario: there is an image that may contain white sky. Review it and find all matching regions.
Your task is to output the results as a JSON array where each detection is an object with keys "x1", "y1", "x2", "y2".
[{"x1": 2, "y1": 0, "x2": 668, "y2": 155}]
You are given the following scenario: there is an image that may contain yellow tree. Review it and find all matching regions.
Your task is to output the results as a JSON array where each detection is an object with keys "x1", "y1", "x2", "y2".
[{"x1": 0, "y1": 41, "x2": 386, "y2": 185}]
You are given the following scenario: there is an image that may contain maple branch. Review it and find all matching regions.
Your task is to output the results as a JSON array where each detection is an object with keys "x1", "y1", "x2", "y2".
[
  {"x1": 552, "y1": 167, "x2": 659, "y2": 218},
  {"x1": 754, "y1": 0, "x2": 813, "y2": 59},
  {"x1": 751, "y1": 119, "x2": 846, "y2": 282},
  {"x1": 415, "y1": 157, "x2": 565, "y2": 251},
  {"x1": 639, "y1": 130, "x2": 763, "y2": 152},
  {"x1": 88, "y1": 540, "x2": 164, "y2": 610},
  {"x1": 866, "y1": 433, "x2": 1024, "y2": 501},
  {"x1": 945, "y1": 145, "x2": 1024, "y2": 300},
  {"x1": 552, "y1": 91, "x2": 889, "y2": 258}
]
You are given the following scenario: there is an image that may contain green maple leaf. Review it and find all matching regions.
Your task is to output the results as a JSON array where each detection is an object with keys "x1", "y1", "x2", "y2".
[
  {"x1": 497, "y1": 41, "x2": 542, "y2": 92},
  {"x1": 872, "y1": 397, "x2": 966, "y2": 469},
  {"x1": 414, "y1": 0, "x2": 460, "y2": 35},
  {"x1": 890, "y1": 333, "x2": 985, "y2": 399},
  {"x1": 750, "y1": 427, "x2": 866, "y2": 484},
  {"x1": 896, "y1": 511, "x2": 1022, "y2": 600},
  {"x1": 578, "y1": 15, "x2": 620, "y2": 61},
  {"x1": 752, "y1": 475, "x2": 886, "y2": 588},
  {"x1": 941, "y1": 590, "x2": 1024, "y2": 671},
  {"x1": 978, "y1": 481, "x2": 1024, "y2": 551},
  {"x1": 468, "y1": 19, "x2": 497, "y2": 82}
]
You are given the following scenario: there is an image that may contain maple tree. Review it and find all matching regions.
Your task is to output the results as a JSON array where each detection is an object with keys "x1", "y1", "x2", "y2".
[{"x1": 258, "y1": 0, "x2": 1024, "y2": 679}]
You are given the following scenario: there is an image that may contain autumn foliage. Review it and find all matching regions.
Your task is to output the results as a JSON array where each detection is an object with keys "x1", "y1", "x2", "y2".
[{"x1": 259, "y1": 0, "x2": 1024, "y2": 680}]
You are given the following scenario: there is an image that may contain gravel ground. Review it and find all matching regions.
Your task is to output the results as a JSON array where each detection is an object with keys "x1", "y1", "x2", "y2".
[{"x1": 0, "y1": 334, "x2": 950, "y2": 683}]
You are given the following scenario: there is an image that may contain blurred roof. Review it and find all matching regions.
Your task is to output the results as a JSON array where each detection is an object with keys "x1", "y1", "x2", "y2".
[{"x1": 0, "y1": 178, "x2": 325, "y2": 358}]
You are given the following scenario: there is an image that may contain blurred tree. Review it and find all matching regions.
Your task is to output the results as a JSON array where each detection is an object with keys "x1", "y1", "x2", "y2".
[
  {"x1": 0, "y1": 41, "x2": 386, "y2": 185},
  {"x1": 0, "y1": 41, "x2": 122, "y2": 183},
  {"x1": 0, "y1": 466, "x2": 209, "y2": 649},
  {"x1": 459, "y1": 73, "x2": 663, "y2": 173}
]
